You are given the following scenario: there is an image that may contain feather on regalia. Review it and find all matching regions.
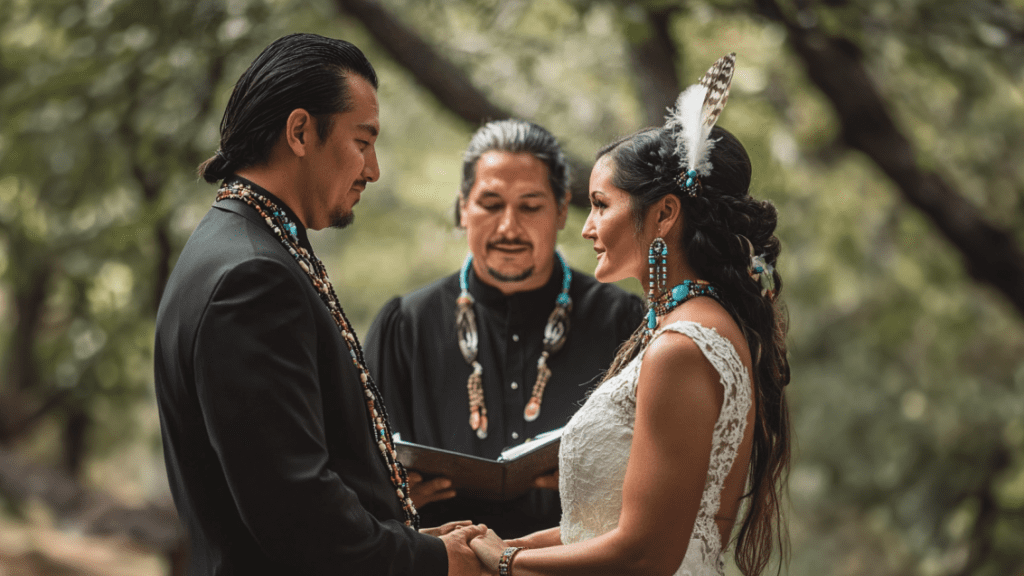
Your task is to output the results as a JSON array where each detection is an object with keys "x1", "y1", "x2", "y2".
[{"x1": 664, "y1": 53, "x2": 736, "y2": 192}]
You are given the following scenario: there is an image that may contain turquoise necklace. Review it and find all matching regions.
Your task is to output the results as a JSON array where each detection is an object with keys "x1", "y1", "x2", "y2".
[
  {"x1": 644, "y1": 238, "x2": 719, "y2": 344},
  {"x1": 456, "y1": 252, "x2": 572, "y2": 439}
]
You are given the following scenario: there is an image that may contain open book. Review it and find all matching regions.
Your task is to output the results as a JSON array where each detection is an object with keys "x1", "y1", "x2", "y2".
[{"x1": 394, "y1": 427, "x2": 562, "y2": 502}]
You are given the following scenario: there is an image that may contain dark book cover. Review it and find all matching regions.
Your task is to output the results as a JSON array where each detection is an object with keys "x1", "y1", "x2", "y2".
[{"x1": 395, "y1": 428, "x2": 562, "y2": 502}]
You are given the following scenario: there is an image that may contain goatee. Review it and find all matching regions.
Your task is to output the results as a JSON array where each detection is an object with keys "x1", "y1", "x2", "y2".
[
  {"x1": 487, "y1": 266, "x2": 534, "y2": 283},
  {"x1": 331, "y1": 211, "x2": 354, "y2": 229}
]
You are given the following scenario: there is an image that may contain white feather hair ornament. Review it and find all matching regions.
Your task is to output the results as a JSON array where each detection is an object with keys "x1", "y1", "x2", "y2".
[{"x1": 664, "y1": 53, "x2": 736, "y2": 196}]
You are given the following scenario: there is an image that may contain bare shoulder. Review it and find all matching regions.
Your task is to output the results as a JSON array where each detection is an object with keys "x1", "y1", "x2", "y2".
[
  {"x1": 641, "y1": 328, "x2": 709, "y2": 376},
  {"x1": 666, "y1": 296, "x2": 752, "y2": 369},
  {"x1": 637, "y1": 325, "x2": 720, "y2": 409}
]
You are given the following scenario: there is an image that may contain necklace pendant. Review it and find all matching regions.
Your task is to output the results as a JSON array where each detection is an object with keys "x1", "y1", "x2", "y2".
[
  {"x1": 524, "y1": 398, "x2": 541, "y2": 422},
  {"x1": 646, "y1": 308, "x2": 658, "y2": 330},
  {"x1": 671, "y1": 282, "x2": 691, "y2": 302}
]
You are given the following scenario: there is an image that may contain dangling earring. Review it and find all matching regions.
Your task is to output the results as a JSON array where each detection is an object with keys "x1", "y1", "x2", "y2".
[{"x1": 646, "y1": 237, "x2": 668, "y2": 331}]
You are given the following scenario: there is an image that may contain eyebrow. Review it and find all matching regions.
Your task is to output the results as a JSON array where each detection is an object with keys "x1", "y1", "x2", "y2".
[
  {"x1": 477, "y1": 190, "x2": 552, "y2": 200},
  {"x1": 521, "y1": 191, "x2": 549, "y2": 199},
  {"x1": 358, "y1": 123, "x2": 379, "y2": 137}
]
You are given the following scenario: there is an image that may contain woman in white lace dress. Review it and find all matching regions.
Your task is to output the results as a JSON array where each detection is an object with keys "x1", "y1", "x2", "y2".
[{"x1": 469, "y1": 55, "x2": 791, "y2": 576}]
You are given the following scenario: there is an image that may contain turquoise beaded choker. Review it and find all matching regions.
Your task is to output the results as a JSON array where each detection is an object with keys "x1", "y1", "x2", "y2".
[
  {"x1": 456, "y1": 252, "x2": 572, "y2": 439},
  {"x1": 644, "y1": 237, "x2": 719, "y2": 343}
]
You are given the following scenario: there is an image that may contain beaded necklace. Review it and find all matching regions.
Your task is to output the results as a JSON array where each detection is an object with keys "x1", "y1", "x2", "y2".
[
  {"x1": 456, "y1": 252, "x2": 572, "y2": 439},
  {"x1": 643, "y1": 237, "x2": 720, "y2": 345},
  {"x1": 215, "y1": 180, "x2": 418, "y2": 527}
]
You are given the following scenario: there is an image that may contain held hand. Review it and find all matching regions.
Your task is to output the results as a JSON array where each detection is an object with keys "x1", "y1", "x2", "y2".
[
  {"x1": 420, "y1": 520, "x2": 472, "y2": 537},
  {"x1": 441, "y1": 525, "x2": 492, "y2": 576},
  {"x1": 408, "y1": 471, "x2": 457, "y2": 507},
  {"x1": 533, "y1": 470, "x2": 559, "y2": 490},
  {"x1": 469, "y1": 529, "x2": 507, "y2": 573}
]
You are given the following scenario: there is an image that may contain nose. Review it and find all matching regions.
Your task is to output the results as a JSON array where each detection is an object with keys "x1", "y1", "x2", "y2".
[
  {"x1": 581, "y1": 210, "x2": 596, "y2": 241},
  {"x1": 363, "y1": 146, "x2": 380, "y2": 183},
  {"x1": 497, "y1": 205, "x2": 522, "y2": 237}
]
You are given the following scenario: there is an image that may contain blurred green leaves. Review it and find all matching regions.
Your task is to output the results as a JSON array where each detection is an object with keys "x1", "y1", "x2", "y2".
[{"x1": 0, "y1": 0, "x2": 1022, "y2": 574}]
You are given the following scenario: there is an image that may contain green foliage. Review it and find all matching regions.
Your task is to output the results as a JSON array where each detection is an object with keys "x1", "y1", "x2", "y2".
[{"x1": 1, "y1": 0, "x2": 1022, "y2": 574}]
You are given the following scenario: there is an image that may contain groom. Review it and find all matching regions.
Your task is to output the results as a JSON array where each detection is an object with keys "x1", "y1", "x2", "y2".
[{"x1": 154, "y1": 34, "x2": 487, "y2": 575}]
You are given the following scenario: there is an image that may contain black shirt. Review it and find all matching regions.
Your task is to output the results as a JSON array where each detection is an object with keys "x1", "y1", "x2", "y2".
[{"x1": 365, "y1": 257, "x2": 643, "y2": 536}]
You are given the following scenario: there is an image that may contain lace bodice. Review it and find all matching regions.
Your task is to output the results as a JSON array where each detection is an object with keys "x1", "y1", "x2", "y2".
[{"x1": 558, "y1": 321, "x2": 752, "y2": 576}]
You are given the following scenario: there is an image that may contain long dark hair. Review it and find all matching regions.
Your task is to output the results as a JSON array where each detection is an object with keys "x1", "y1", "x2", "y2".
[
  {"x1": 598, "y1": 125, "x2": 790, "y2": 576},
  {"x1": 197, "y1": 33, "x2": 378, "y2": 183}
]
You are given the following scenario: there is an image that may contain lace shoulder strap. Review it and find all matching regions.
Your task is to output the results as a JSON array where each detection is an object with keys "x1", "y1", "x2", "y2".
[
  {"x1": 644, "y1": 321, "x2": 748, "y2": 389},
  {"x1": 641, "y1": 320, "x2": 753, "y2": 523}
]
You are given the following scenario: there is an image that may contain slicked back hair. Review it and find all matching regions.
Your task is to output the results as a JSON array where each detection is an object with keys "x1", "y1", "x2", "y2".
[
  {"x1": 198, "y1": 33, "x2": 378, "y2": 183},
  {"x1": 456, "y1": 119, "x2": 570, "y2": 225}
]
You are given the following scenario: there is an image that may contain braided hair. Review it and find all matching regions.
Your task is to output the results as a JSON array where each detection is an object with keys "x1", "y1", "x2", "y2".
[{"x1": 598, "y1": 125, "x2": 790, "y2": 576}]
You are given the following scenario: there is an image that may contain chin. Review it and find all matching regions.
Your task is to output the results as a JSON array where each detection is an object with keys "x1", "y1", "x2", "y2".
[
  {"x1": 330, "y1": 210, "x2": 355, "y2": 230},
  {"x1": 488, "y1": 266, "x2": 534, "y2": 283},
  {"x1": 593, "y1": 263, "x2": 627, "y2": 285}
]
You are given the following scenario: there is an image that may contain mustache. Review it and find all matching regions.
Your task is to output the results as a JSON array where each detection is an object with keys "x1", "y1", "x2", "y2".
[
  {"x1": 352, "y1": 180, "x2": 367, "y2": 189},
  {"x1": 487, "y1": 238, "x2": 531, "y2": 250}
]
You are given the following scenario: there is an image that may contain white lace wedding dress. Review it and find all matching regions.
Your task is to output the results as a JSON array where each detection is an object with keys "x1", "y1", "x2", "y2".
[{"x1": 559, "y1": 321, "x2": 752, "y2": 576}]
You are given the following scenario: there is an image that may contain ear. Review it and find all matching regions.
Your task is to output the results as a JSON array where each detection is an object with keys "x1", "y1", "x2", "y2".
[
  {"x1": 556, "y1": 190, "x2": 571, "y2": 230},
  {"x1": 285, "y1": 109, "x2": 313, "y2": 157},
  {"x1": 650, "y1": 194, "x2": 683, "y2": 238},
  {"x1": 457, "y1": 194, "x2": 468, "y2": 229}
]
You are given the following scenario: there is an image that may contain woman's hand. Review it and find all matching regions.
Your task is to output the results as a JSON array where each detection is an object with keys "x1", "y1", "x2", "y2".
[{"x1": 469, "y1": 528, "x2": 507, "y2": 572}]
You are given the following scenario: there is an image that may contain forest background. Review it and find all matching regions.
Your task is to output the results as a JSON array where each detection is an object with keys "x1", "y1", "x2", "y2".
[{"x1": 1, "y1": 0, "x2": 1023, "y2": 575}]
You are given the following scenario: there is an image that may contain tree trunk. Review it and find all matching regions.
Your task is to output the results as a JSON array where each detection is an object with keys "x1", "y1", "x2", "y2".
[
  {"x1": 753, "y1": 0, "x2": 1024, "y2": 319},
  {"x1": 626, "y1": 7, "x2": 683, "y2": 127}
]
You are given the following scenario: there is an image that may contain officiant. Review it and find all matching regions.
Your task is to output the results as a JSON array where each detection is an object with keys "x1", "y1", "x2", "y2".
[{"x1": 365, "y1": 119, "x2": 643, "y2": 537}]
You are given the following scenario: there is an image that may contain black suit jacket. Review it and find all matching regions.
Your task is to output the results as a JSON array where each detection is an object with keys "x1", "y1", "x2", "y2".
[{"x1": 154, "y1": 193, "x2": 447, "y2": 576}]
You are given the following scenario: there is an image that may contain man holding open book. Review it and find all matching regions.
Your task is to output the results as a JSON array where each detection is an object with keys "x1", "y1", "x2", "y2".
[{"x1": 365, "y1": 119, "x2": 642, "y2": 537}]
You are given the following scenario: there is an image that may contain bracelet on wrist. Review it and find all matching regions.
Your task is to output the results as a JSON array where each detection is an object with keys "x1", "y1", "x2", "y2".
[{"x1": 498, "y1": 546, "x2": 526, "y2": 576}]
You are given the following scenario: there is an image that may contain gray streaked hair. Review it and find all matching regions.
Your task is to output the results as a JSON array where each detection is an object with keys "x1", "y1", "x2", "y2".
[{"x1": 460, "y1": 119, "x2": 570, "y2": 202}]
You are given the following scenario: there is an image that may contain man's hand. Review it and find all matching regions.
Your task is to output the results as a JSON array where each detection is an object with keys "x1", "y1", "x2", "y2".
[
  {"x1": 408, "y1": 471, "x2": 457, "y2": 507},
  {"x1": 420, "y1": 520, "x2": 472, "y2": 537},
  {"x1": 533, "y1": 470, "x2": 559, "y2": 490},
  {"x1": 441, "y1": 524, "x2": 492, "y2": 576}
]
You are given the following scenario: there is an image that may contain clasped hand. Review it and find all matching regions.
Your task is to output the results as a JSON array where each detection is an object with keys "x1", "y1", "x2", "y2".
[
  {"x1": 422, "y1": 521, "x2": 514, "y2": 575},
  {"x1": 467, "y1": 528, "x2": 511, "y2": 573}
]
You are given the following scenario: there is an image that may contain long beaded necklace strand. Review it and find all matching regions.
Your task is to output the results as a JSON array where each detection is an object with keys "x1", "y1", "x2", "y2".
[
  {"x1": 643, "y1": 237, "x2": 720, "y2": 346},
  {"x1": 455, "y1": 252, "x2": 572, "y2": 440},
  {"x1": 215, "y1": 180, "x2": 419, "y2": 528}
]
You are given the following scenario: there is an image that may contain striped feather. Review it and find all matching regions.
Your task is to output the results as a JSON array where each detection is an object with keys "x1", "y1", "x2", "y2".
[{"x1": 665, "y1": 53, "x2": 736, "y2": 177}]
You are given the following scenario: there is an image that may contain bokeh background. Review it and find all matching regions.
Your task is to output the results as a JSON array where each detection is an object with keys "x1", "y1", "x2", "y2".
[{"x1": 1, "y1": 0, "x2": 1023, "y2": 574}]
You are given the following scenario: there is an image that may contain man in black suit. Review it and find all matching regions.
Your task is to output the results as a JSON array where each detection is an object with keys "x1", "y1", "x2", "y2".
[{"x1": 154, "y1": 33, "x2": 488, "y2": 575}]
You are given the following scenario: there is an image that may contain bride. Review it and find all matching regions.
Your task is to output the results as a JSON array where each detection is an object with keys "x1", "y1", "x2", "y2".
[{"x1": 468, "y1": 54, "x2": 791, "y2": 576}]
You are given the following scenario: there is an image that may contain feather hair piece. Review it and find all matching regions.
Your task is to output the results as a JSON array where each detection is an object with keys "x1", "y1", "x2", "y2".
[{"x1": 664, "y1": 53, "x2": 736, "y2": 180}]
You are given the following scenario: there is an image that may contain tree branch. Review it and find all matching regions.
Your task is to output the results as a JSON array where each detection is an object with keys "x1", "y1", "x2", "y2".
[
  {"x1": 333, "y1": 0, "x2": 511, "y2": 124},
  {"x1": 333, "y1": 0, "x2": 602, "y2": 205},
  {"x1": 753, "y1": 0, "x2": 1024, "y2": 318}
]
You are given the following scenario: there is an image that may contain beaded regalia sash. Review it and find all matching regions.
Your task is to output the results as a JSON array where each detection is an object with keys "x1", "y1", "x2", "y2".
[{"x1": 215, "y1": 180, "x2": 418, "y2": 527}]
